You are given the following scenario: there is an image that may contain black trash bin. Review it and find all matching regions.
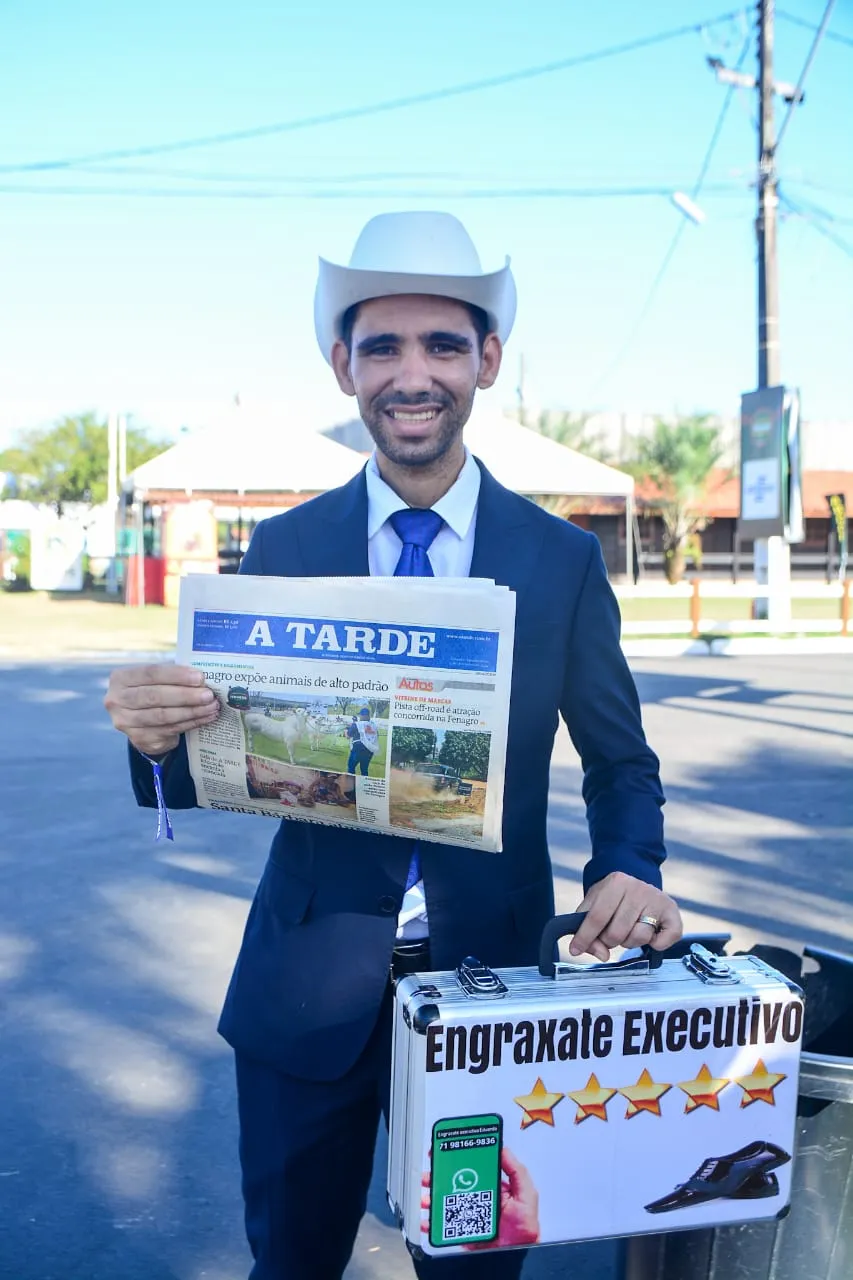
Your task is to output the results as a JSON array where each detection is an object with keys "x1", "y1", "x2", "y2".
[{"x1": 624, "y1": 942, "x2": 853, "y2": 1280}]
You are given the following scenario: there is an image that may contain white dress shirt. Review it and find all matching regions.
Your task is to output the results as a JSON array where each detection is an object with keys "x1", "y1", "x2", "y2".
[
  {"x1": 365, "y1": 450, "x2": 480, "y2": 578},
  {"x1": 364, "y1": 450, "x2": 480, "y2": 939}
]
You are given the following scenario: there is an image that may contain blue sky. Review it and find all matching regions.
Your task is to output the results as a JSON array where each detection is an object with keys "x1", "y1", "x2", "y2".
[{"x1": 1, "y1": 0, "x2": 851, "y2": 446}]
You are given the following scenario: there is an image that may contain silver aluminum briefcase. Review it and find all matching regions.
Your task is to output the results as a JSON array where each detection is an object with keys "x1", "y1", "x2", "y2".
[{"x1": 388, "y1": 914, "x2": 803, "y2": 1260}]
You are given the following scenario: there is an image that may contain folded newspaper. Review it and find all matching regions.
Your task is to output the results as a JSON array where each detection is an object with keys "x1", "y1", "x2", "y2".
[{"x1": 177, "y1": 574, "x2": 516, "y2": 852}]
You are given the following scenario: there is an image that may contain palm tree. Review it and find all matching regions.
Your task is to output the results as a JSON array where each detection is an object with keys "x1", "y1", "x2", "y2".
[{"x1": 630, "y1": 417, "x2": 726, "y2": 583}]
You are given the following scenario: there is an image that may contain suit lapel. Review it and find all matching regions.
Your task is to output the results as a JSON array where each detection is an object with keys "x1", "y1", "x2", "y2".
[
  {"x1": 469, "y1": 461, "x2": 545, "y2": 605},
  {"x1": 295, "y1": 468, "x2": 370, "y2": 577}
]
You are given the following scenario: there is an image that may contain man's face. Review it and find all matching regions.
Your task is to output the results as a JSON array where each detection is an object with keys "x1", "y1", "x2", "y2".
[{"x1": 330, "y1": 295, "x2": 501, "y2": 468}]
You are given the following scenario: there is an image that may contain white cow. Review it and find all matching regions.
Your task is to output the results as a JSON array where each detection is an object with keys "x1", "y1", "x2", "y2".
[{"x1": 244, "y1": 710, "x2": 308, "y2": 765}]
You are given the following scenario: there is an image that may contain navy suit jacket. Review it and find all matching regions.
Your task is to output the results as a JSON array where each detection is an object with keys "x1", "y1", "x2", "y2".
[{"x1": 130, "y1": 461, "x2": 665, "y2": 1081}]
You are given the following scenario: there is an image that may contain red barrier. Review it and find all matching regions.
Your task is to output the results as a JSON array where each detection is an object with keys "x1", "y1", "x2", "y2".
[{"x1": 124, "y1": 556, "x2": 165, "y2": 606}]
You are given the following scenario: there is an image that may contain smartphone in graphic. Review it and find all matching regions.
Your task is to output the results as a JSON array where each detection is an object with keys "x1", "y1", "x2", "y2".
[{"x1": 429, "y1": 1113, "x2": 502, "y2": 1248}]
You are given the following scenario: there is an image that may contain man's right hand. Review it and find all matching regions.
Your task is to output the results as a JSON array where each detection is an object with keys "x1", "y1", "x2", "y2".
[{"x1": 104, "y1": 664, "x2": 220, "y2": 757}]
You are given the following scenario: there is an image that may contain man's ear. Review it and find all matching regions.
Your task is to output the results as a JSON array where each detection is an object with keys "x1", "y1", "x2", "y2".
[
  {"x1": 476, "y1": 333, "x2": 503, "y2": 390},
  {"x1": 330, "y1": 340, "x2": 356, "y2": 396}
]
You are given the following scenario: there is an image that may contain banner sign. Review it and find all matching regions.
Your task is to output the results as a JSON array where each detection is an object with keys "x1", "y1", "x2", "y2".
[
  {"x1": 739, "y1": 386, "x2": 804, "y2": 541},
  {"x1": 783, "y1": 390, "x2": 804, "y2": 544},
  {"x1": 826, "y1": 493, "x2": 848, "y2": 550},
  {"x1": 826, "y1": 492, "x2": 848, "y2": 579}
]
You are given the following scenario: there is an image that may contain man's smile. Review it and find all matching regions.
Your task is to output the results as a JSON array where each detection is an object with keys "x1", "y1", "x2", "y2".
[{"x1": 386, "y1": 408, "x2": 440, "y2": 423}]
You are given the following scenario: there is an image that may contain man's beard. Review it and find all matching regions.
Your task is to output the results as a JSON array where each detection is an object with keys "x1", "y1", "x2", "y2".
[{"x1": 360, "y1": 390, "x2": 474, "y2": 468}]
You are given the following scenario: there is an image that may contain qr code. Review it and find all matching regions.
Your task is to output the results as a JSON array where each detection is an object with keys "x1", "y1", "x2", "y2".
[{"x1": 442, "y1": 1190, "x2": 494, "y2": 1240}]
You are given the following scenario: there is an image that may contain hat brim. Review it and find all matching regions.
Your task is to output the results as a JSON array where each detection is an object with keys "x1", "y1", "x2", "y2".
[{"x1": 314, "y1": 259, "x2": 517, "y2": 364}]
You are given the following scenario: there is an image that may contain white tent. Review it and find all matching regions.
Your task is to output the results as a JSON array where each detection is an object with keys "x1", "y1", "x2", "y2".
[
  {"x1": 462, "y1": 406, "x2": 634, "y2": 498},
  {"x1": 128, "y1": 420, "x2": 364, "y2": 498},
  {"x1": 0, "y1": 499, "x2": 44, "y2": 531},
  {"x1": 127, "y1": 408, "x2": 637, "y2": 573}
]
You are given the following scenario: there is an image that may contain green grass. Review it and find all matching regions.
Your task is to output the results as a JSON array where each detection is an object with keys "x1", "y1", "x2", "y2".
[
  {"x1": 247, "y1": 726, "x2": 389, "y2": 775},
  {"x1": 623, "y1": 630, "x2": 846, "y2": 642},
  {"x1": 0, "y1": 589, "x2": 177, "y2": 656},
  {"x1": 619, "y1": 596, "x2": 842, "y2": 623}
]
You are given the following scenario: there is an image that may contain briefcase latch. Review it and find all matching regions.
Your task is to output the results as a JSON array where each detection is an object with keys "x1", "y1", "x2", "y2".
[
  {"x1": 456, "y1": 956, "x2": 509, "y2": 999},
  {"x1": 683, "y1": 944, "x2": 740, "y2": 985}
]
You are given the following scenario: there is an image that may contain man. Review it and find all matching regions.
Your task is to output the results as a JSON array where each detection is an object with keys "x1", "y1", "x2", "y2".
[
  {"x1": 105, "y1": 211, "x2": 682, "y2": 1280},
  {"x1": 347, "y1": 706, "x2": 379, "y2": 776}
]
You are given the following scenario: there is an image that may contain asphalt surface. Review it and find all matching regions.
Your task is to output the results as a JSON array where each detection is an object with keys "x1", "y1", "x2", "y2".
[{"x1": 1, "y1": 655, "x2": 851, "y2": 1280}]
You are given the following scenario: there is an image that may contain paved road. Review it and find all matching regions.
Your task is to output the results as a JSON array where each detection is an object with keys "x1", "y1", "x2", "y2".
[{"x1": 1, "y1": 656, "x2": 851, "y2": 1280}]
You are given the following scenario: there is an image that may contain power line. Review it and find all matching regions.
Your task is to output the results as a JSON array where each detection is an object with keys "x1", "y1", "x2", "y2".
[
  {"x1": 777, "y1": 8, "x2": 853, "y2": 48},
  {"x1": 781, "y1": 189, "x2": 853, "y2": 226},
  {"x1": 72, "y1": 164, "x2": 467, "y2": 185},
  {"x1": 0, "y1": 182, "x2": 754, "y2": 200},
  {"x1": 785, "y1": 176, "x2": 853, "y2": 199},
  {"x1": 0, "y1": 11, "x2": 743, "y2": 175},
  {"x1": 774, "y1": 0, "x2": 837, "y2": 156},
  {"x1": 590, "y1": 34, "x2": 752, "y2": 396},
  {"x1": 67, "y1": 161, "x2": 749, "y2": 187},
  {"x1": 780, "y1": 192, "x2": 853, "y2": 259},
  {"x1": 43, "y1": 158, "x2": 847, "y2": 197}
]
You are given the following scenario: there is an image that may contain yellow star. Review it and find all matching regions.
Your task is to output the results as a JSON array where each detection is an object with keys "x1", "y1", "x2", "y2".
[
  {"x1": 566, "y1": 1072, "x2": 617, "y2": 1123},
  {"x1": 513, "y1": 1077, "x2": 565, "y2": 1129},
  {"x1": 677, "y1": 1063, "x2": 730, "y2": 1113},
  {"x1": 618, "y1": 1067, "x2": 672, "y2": 1118},
  {"x1": 733, "y1": 1058, "x2": 787, "y2": 1107}
]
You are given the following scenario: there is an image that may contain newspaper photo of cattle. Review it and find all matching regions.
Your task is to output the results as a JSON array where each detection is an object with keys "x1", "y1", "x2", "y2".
[
  {"x1": 388, "y1": 727, "x2": 490, "y2": 842},
  {"x1": 231, "y1": 688, "x2": 390, "y2": 777}
]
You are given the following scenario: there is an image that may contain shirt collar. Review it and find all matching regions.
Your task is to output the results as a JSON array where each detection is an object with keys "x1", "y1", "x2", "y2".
[{"x1": 365, "y1": 448, "x2": 480, "y2": 541}]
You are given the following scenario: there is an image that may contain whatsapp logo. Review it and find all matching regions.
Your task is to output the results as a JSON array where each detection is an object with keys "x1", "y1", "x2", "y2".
[{"x1": 452, "y1": 1168, "x2": 479, "y2": 1193}]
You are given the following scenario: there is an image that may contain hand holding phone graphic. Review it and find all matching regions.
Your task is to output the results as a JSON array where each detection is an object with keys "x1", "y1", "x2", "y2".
[
  {"x1": 426, "y1": 1116, "x2": 541, "y2": 1250},
  {"x1": 429, "y1": 1115, "x2": 503, "y2": 1247}
]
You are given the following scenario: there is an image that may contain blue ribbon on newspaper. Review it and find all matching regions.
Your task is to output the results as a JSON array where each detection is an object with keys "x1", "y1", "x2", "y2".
[{"x1": 141, "y1": 754, "x2": 175, "y2": 842}]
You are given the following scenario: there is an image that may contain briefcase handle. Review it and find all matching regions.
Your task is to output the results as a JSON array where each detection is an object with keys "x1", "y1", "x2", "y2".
[{"x1": 538, "y1": 912, "x2": 664, "y2": 978}]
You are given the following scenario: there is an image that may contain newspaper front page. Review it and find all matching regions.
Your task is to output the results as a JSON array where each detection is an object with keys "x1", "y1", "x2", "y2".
[{"x1": 177, "y1": 573, "x2": 516, "y2": 852}]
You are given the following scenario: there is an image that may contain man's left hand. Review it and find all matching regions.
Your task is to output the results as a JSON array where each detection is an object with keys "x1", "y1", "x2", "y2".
[{"x1": 570, "y1": 872, "x2": 682, "y2": 961}]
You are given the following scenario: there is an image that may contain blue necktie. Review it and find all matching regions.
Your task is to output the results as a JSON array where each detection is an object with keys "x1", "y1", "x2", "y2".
[
  {"x1": 389, "y1": 507, "x2": 444, "y2": 891},
  {"x1": 389, "y1": 508, "x2": 444, "y2": 578}
]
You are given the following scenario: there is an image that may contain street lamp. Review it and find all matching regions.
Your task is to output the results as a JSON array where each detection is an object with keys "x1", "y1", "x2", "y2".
[{"x1": 671, "y1": 191, "x2": 707, "y2": 225}]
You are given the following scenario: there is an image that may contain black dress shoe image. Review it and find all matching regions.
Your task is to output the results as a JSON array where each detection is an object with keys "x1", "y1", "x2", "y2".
[
  {"x1": 644, "y1": 1141, "x2": 791, "y2": 1214},
  {"x1": 730, "y1": 1172, "x2": 779, "y2": 1200}
]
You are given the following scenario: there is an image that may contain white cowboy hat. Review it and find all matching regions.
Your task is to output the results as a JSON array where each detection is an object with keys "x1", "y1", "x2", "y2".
[{"x1": 313, "y1": 211, "x2": 517, "y2": 363}]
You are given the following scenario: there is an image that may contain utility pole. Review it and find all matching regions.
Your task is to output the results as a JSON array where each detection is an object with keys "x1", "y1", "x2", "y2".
[
  {"x1": 753, "y1": 0, "x2": 790, "y2": 621},
  {"x1": 516, "y1": 352, "x2": 526, "y2": 424},
  {"x1": 106, "y1": 411, "x2": 119, "y2": 595},
  {"x1": 714, "y1": 1, "x2": 833, "y2": 617},
  {"x1": 118, "y1": 413, "x2": 128, "y2": 488},
  {"x1": 757, "y1": 0, "x2": 780, "y2": 389}
]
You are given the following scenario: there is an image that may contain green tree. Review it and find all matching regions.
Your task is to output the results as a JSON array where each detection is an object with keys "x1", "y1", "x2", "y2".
[
  {"x1": 390, "y1": 727, "x2": 436, "y2": 766},
  {"x1": 438, "y1": 731, "x2": 491, "y2": 782},
  {"x1": 629, "y1": 416, "x2": 726, "y2": 584},
  {"x1": 0, "y1": 413, "x2": 168, "y2": 516}
]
